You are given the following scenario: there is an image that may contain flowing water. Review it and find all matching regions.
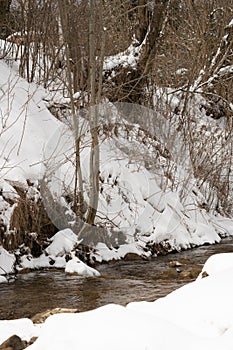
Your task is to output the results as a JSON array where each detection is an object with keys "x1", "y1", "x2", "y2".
[{"x1": 1, "y1": 238, "x2": 233, "y2": 320}]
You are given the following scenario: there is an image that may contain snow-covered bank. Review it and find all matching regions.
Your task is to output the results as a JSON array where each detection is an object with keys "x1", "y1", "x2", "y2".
[
  {"x1": 0, "y1": 319, "x2": 39, "y2": 345},
  {"x1": 1, "y1": 253, "x2": 233, "y2": 349},
  {"x1": 0, "y1": 48, "x2": 233, "y2": 275},
  {"x1": 0, "y1": 229, "x2": 101, "y2": 278}
]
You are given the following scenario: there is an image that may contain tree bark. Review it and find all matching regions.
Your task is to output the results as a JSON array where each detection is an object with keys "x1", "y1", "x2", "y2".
[
  {"x1": 58, "y1": 0, "x2": 85, "y2": 217},
  {"x1": 105, "y1": 0, "x2": 170, "y2": 104},
  {"x1": 0, "y1": 0, "x2": 12, "y2": 37},
  {"x1": 85, "y1": 0, "x2": 100, "y2": 225}
]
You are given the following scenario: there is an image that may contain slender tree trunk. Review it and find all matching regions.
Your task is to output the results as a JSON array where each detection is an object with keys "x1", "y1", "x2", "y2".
[
  {"x1": 58, "y1": 0, "x2": 84, "y2": 217},
  {"x1": 85, "y1": 0, "x2": 100, "y2": 225}
]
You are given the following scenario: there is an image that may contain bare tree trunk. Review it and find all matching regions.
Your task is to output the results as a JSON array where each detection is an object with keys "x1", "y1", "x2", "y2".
[
  {"x1": 105, "y1": 0, "x2": 170, "y2": 103},
  {"x1": 85, "y1": 0, "x2": 100, "y2": 225},
  {"x1": 58, "y1": 0, "x2": 84, "y2": 217}
]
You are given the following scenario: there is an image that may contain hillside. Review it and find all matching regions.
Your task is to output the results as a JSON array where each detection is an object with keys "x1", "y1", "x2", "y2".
[{"x1": 0, "y1": 57, "x2": 233, "y2": 278}]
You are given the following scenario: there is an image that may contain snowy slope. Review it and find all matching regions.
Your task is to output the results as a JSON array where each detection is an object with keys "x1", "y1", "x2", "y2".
[
  {"x1": 0, "y1": 60, "x2": 61, "y2": 182},
  {"x1": 0, "y1": 53, "x2": 233, "y2": 274}
]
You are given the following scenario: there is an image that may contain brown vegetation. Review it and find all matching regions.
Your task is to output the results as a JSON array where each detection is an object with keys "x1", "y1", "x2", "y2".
[{"x1": 2, "y1": 183, "x2": 57, "y2": 254}]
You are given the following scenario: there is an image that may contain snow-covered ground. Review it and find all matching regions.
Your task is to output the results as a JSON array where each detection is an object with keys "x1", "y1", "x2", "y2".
[
  {"x1": 0, "y1": 42, "x2": 233, "y2": 277},
  {"x1": 1, "y1": 252, "x2": 233, "y2": 349},
  {"x1": 0, "y1": 229, "x2": 100, "y2": 280},
  {"x1": 0, "y1": 31, "x2": 233, "y2": 350}
]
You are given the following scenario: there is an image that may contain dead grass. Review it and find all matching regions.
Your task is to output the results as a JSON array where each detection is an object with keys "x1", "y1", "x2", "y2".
[{"x1": 2, "y1": 183, "x2": 58, "y2": 254}]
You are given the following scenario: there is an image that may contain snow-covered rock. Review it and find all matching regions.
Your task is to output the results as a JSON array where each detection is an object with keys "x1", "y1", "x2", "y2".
[
  {"x1": 0, "y1": 318, "x2": 40, "y2": 345},
  {"x1": 19, "y1": 230, "x2": 101, "y2": 277},
  {"x1": 0, "y1": 247, "x2": 15, "y2": 275},
  {"x1": 45, "y1": 229, "x2": 78, "y2": 257},
  {"x1": 198, "y1": 252, "x2": 233, "y2": 279},
  {"x1": 0, "y1": 275, "x2": 7, "y2": 283},
  {"x1": 65, "y1": 256, "x2": 100, "y2": 277}
]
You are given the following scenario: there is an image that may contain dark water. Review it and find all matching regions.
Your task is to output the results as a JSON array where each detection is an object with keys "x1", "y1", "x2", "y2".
[{"x1": 1, "y1": 238, "x2": 233, "y2": 320}]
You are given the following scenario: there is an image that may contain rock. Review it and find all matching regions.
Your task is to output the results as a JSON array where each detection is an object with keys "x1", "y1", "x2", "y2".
[
  {"x1": 18, "y1": 268, "x2": 32, "y2": 275},
  {"x1": 30, "y1": 307, "x2": 78, "y2": 323},
  {"x1": 0, "y1": 335, "x2": 26, "y2": 350},
  {"x1": 65, "y1": 258, "x2": 101, "y2": 277},
  {"x1": 124, "y1": 253, "x2": 142, "y2": 261},
  {"x1": 180, "y1": 271, "x2": 193, "y2": 279},
  {"x1": 160, "y1": 269, "x2": 178, "y2": 279},
  {"x1": 180, "y1": 268, "x2": 201, "y2": 279},
  {"x1": 169, "y1": 260, "x2": 182, "y2": 268},
  {"x1": 146, "y1": 240, "x2": 172, "y2": 256},
  {"x1": 27, "y1": 337, "x2": 37, "y2": 346},
  {"x1": 0, "y1": 276, "x2": 8, "y2": 283},
  {"x1": 175, "y1": 267, "x2": 182, "y2": 273},
  {"x1": 201, "y1": 271, "x2": 209, "y2": 278}
]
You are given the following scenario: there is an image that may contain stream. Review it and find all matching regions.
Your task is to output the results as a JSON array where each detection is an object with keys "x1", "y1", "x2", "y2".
[{"x1": 1, "y1": 238, "x2": 233, "y2": 320}]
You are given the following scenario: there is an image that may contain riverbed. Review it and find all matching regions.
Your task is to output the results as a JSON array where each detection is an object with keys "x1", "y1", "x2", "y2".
[{"x1": 1, "y1": 238, "x2": 233, "y2": 320}]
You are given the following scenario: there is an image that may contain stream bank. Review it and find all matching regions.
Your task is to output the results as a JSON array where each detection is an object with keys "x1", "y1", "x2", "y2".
[{"x1": 1, "y1": 238, "x2": 233, "y2": 320}]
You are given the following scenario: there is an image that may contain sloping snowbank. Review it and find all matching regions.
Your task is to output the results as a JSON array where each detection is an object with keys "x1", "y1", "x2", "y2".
[
  {"x1": 1, "y1": 253, "x2": 233, "y2": 349},
  {"x1": 0, "y1": 50, "x2": 233, "y2": 271},
  {"x1": 0, "y1": 60, "x2": 60, "y2": 183},
  {"x1": 42, "y1": 108, "x2": 233, "y2": 261}
]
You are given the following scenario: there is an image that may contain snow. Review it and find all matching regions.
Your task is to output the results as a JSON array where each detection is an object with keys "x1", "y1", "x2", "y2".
[
  {"x1": 198, "y1": 253, "x2": 233, "y2": 278},
  {"x1": 176, "y1": 68, "x2": 188, "y2": 75},
  {"x1": 95, "y1": 241, "x2": 150, "y2": 262},
  {"x1": 212, "y1": 216, "x2": 233, "y2": 236},
  {"x1": 0, "y1": 13, "x2": 233, "y2": 350},
  {"x1": 45, "y1": 229, "x2": 78, "y2": 257},
  {"x1": 103, "y1": 38, "x2": 141, "y2": 72},
  {"x1": 227, "y1": 18, "x2": 233, "y2": 28},
  {"x1": 0, "y1": 319, "x2": 40, "y2": 344},
  {"x1": 1, "y1": 253, "x2": 233, "y2": 349},
  {"x1": 3, "y1": 22, "x2": 233, "y2": 350},
  {"x1": 0, "y1": 247, "x2": 15, "y2": 275},
  {"x1": 0, "y1": 59, "x2": 61, "y2": 182},
  {"x1": 218, "y1": 65, "x2": 233, "y2": 76},
  {"x1": 27, "y1": 305, "x2": 198, "y2": 350},
  {"x1": 128, "y1": 253, "x2": 233, "y2": 346},
  {"x1": 42, "y1": 112, "x2": 232, "y2": 261},
  {"x1": 0, "y1": 38, "x2": 233, "y2": 273},
  {"x1": 20, "y1": 251, "x2": 100, "y2": 277},
  {"x1": 65, "y1": 255, "x2": 100, "y2": 277},
  {"x1": 0, "y1": 275, "x2": 7, "y2": 283},
  {"x1": 19, "y1": 229, "x2": 100, "y2": 277}
]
